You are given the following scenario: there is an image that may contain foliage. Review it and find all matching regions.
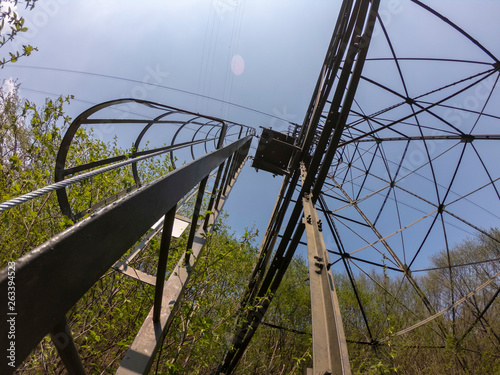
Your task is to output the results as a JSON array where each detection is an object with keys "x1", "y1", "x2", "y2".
[
  {"x1": 1, "y1": 81, "x2": 313, "y2": 374},
  {"x1": 0, "y1": 0, "x2": 38, "y2": 68},
  {"x1": 0, "y1": 81, "x2": 73, "y2": 263}
]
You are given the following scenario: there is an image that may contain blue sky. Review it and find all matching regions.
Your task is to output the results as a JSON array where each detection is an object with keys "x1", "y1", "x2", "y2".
[
  {"x1": 3, "y1": 0, "x2": 340, "y2": 244},
  {"x1": 3, "y1": 0, "x2": 500, "y2": 270}
]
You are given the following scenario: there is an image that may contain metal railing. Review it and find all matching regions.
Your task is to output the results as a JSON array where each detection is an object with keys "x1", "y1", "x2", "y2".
[{"x1": 0, "y1": 100, "x2": 254, "y2": 374}]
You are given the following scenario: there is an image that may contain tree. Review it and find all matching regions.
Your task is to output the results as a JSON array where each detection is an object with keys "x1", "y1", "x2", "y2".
[{"x1": 0, "y1": 81, "x2": 74, "y2": 263}]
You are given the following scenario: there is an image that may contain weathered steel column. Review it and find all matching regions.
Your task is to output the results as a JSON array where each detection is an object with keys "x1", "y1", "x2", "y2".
[
  {"x1": 301, "y1": 165, "x2": 351, "y2": 375},
  {"x1": 49, "y1": 318, "x2": 86, "y2": 375}
]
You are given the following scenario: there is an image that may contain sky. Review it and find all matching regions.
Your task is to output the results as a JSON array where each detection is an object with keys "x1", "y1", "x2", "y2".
[
  {"x1": 2, "y1": 0, "x2": 340, "y2": 244},
  {"x1": 2, "y1": 0, "x2": 500, "y2": 270}
]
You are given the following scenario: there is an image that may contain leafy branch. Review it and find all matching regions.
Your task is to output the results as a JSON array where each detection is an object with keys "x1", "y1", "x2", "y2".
[{"x1": 0, "y1": 0, "x2": 38, "y2": 68}]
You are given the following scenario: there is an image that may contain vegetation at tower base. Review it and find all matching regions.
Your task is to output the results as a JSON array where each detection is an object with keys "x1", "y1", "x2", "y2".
[{"x1": 336, "y1": 229, "x2": 500, "y2": 375}]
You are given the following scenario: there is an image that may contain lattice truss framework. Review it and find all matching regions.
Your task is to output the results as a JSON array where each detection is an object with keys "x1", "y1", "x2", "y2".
[
  {"x1": 221, "y1": 0, "x2": 500, "y2": 372},
  {"x1": 320, "y1": 0, "x2": 500, "y2": 346}
]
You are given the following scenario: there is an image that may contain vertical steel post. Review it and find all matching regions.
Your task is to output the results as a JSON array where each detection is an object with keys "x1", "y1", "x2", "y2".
[
  {"x1": 301, "y1": 164, "x2": 351, "y2": 375},
  {"x1": 49, "y1": 318, "x2": 86, "y2": 375},
  {"x1": 204, "y1": 123, "x2": 227, "y2": 231},
  {"x1": 153, "y1": 205, "x2": 177, "y2": 322},
  {"x1": 185, "y1": 176, "x2": 209, "y2": 265},
  {"x1": 214, "y1": 156, "x2": 233, "y2": 210}
]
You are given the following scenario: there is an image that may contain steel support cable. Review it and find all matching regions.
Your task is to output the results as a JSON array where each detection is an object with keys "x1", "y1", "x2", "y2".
[
  {"x1": 326, "y1": 209, "x2": 401, "y2": 270},
  {"x1": 0, "y1": 141, "x2": 206, "y2": 214},
  {"x1": 372, "y1": 141, "x2": 410, "y2": 227},
  {"x1": 470, "y1": 73, "x2": 500, "y2": 134},
  {"x1": 348, "y1": 257, "x2": 438, "y2": 340},
  {"x1": 468, "y1": 143, "x2": 500, "y2": 201},
  {"x1": 383, "y1": 175, "x2": 500, "y2": 268},
  {"x1": 325, "y1": 211, "x2": 370, "y2": 228},
  {"x1": 409, "y1": 105, "x2": 443, "y2": 208},
  {"x1": 326, "y1": 178, "x2": 395, "y2": 214},
  {"x1": 412, "y1": 257, "x2": 500, "y2": 273},
  {"x1": 326, "y1": 169, "x2": 482, "y2": 242},
  {"x1": 351, "y1": 142, "x2": 371, "y2": 181},
  {"x1": 375, "y1": 10, "x2": 411, "y2": 100},
  {"x1": 457, "y1": 288, "x2": 500, "y2": 345},
  {"x1": 414, "y1": 101, "x2": 500, "y2": 123},
  {"x1": 405, "y1": 208, "x2": 442, "y2": 270},
  {"x1": 439, "y1": 212, "x2": 458, "y2": 339},
  {"x1": 391, "y1": 186, "x2": 408, "y2": 264},
  {"x1": 364, "y1": 57, "x2": 493, "y2": 66},
  {"x1": 342, "y1": 141, "x2": 361, "y2": 188},
  {"x1": 261, "y1": 321, "x2": 308, "y2": 335},
  {"x1": 352, "y1": 134, "x2": 500, "y2": 143},
  {"x1": 327, "y1": 248, "x2": 401, "y2": 273},
  {"x1": 439, "y1": 142, "x2": 468, "y2": 212},
  {"x1": 414, "y1": 67, "x2": 498, "y2": 103},
  {"x1": 380, "y1": 269, "x2": 500, "y2": 342},
  {"x1": 347, "y1": 341, "x2": 452, "y2": 350},
  {"x1": 331, "y1": 176, "x2": 448, "y2": 338},
  {"x1": 444, "y1": 209, "x2": 500, "y2": 245}
]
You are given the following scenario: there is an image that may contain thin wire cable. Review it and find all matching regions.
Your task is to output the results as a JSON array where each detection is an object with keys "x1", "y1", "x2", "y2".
[
  {"x1": 0, "y1": 144, "x2": 181, "y2": 213},
  {"x1": 6, "y1": 65, "x2": 297, "y2": 126}
]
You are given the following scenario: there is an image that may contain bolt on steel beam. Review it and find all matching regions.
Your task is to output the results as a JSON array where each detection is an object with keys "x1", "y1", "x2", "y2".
[{"x1": 301, "y1": 163, "x2": 351, "y2": 375}]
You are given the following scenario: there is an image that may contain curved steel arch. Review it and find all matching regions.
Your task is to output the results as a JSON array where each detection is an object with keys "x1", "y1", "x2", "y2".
[{"x1": 54, "y1": 98, "x2": 254, "y2": 220}]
